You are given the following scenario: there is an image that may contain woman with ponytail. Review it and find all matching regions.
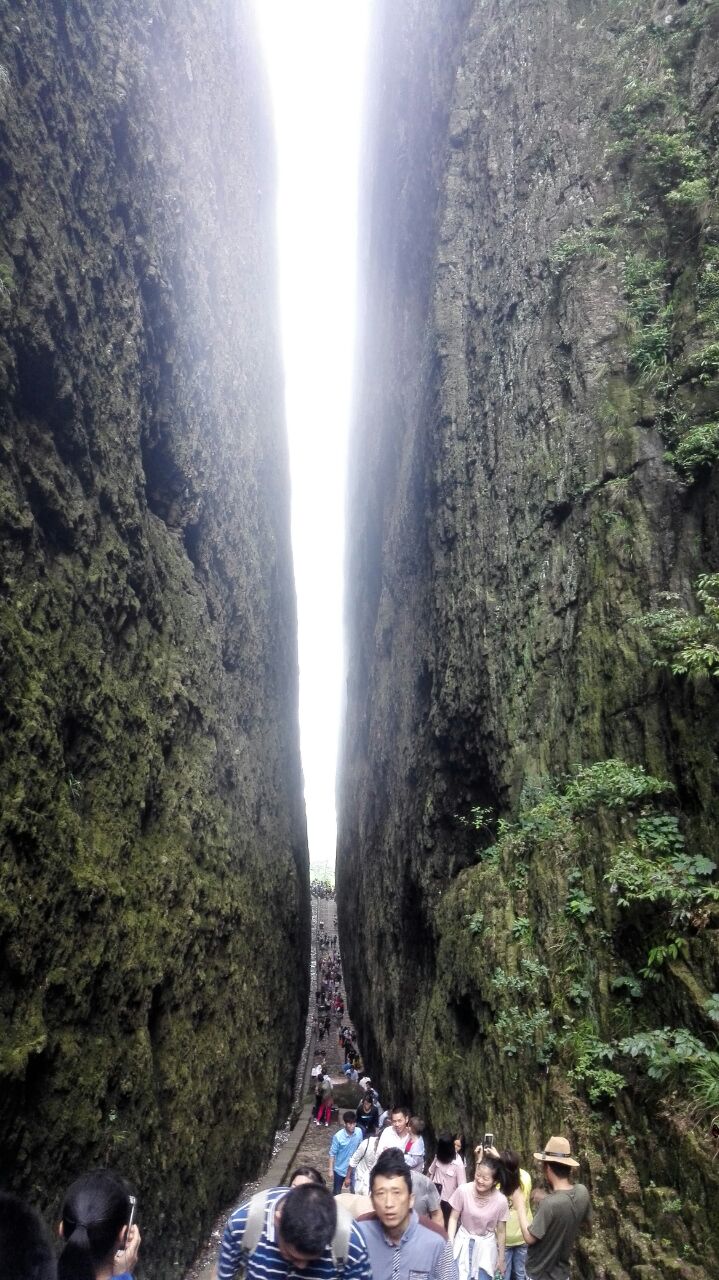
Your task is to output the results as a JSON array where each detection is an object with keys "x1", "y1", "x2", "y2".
[
  {"x1": 448, "y1": 1146, "x2": 510, "y2": 1280},
  {"x1": 58, "y1": 1171, "x2": 140, "y2": 1280}
]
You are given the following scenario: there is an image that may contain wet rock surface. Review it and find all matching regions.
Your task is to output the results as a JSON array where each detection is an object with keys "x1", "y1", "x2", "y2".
[
  {"x1": 339, "y1": 2, "x2": 719, "y2": 1276},
  {"x1": 0, "y1": 3, "x2": 309, "y2": 1276}
]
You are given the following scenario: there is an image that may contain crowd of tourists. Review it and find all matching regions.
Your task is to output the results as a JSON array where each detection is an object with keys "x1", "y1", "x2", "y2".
[
  {"x1": 216, "y1": 1105, "x2": 591, "y2": 1280},
  {"x1": 257, "y1": 918, "x2": 592, "y2": 1280},
  {"x1": 0, "y1": 1118, "x2": 592, "y2": 1280},
  {"x1": 310, "y1": 880, "x2": 335, "y2": 900},
  {"x1": 0, "y1": 901, "x2": 590, "y2": 1280}
]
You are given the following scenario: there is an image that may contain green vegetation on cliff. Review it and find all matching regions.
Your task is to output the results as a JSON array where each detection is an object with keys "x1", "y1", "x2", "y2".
[
  {"x1": 415, "y1": 758, "x2": 719, "y2": 1274},
  {"x1": 339, "y1": 2, "x2": 719, "y2": 1277}
]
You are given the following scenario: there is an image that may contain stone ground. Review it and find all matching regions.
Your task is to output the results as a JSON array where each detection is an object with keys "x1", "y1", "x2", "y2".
[
  {"x1": 290, "y1": 896, "x2": 362, "y2": 1180},
  {"x1": 184, "y1": 894, "x2": 361, "y2": 1279}
]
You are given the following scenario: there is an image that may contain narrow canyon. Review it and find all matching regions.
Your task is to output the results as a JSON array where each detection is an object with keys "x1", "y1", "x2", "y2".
[{"x1": 0, "y1": 2, "x2": 718, "y2": 1279}]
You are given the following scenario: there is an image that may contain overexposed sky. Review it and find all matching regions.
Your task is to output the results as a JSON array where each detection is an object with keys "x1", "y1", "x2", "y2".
[{"x1": 253, "y1": 1, "x2": 371, "y2": 878}]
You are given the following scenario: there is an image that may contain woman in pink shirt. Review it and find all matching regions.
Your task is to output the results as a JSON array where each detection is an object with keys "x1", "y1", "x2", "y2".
[
  {"x1": 428, "y1": 1132, "x2": 466, "y2": 1227},
  {"x1": 448, "y1": 1155, "x2": 509, "y2": 1280}
]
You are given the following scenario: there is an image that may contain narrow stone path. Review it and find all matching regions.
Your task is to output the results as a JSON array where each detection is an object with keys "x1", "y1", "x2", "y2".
[
  {"x1": 285, "y1": 896, "x2": 362, "y2": 1181},
  {"x1": 185, "y1": 893, "x2": 355, "y2": 1279}
]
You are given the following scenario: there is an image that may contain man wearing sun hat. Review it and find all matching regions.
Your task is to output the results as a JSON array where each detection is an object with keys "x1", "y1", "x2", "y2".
[{"x1": 509, "y1": 1136, "x2": 591, "y2": 1280}]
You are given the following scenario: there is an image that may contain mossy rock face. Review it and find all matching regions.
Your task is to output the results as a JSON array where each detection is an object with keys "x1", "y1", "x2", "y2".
[
  {"x1": 0, "y1": 2, "x2": 309, "y2": 1275},
  {"x1": 339, "y1": 2, "x2": 719, "y2": 1275}
]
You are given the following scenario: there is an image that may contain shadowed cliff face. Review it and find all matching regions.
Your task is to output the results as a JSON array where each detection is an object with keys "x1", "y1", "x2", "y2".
[
  {"x1": 0, "y1": 2, "x2": 309, "y2": 1273},
  {"x1": 339, "y1": 1, "x2": 719, "y2": 1274}
]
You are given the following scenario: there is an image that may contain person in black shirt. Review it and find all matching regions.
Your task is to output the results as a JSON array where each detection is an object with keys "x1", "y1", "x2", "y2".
[{"x1": 355, "y1": 1092, "x2": 380, "y2": 1136}]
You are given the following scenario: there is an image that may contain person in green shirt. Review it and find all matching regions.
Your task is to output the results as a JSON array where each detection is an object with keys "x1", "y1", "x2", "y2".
[{"x1": 510, "y1": 1136, "x2": 591, "y2": 1280}]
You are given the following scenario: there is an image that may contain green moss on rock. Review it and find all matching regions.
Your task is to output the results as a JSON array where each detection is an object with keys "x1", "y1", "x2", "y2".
[
  {"x1": 0, "y1": 3, "x2": 309, "y2": 1275},
  {"x1": 339, "y1": 2, "x2": 719, "y2": 1275}
]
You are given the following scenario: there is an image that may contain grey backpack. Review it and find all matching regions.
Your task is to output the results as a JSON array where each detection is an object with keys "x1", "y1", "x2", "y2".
[{"x1": 238, "y1": 1189, "x2": 353, "y2": 1276}]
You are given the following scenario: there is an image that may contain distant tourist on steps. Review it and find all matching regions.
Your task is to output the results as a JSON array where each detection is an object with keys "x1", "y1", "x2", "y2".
[
  {"x1": 329, "y1": 1112, "x2": 364, "y2": 1194},
  {"x1": 316, "y1": 1073, "x2": 334, "y2": 1126},
  {"x1": 376, "y1": 1105, "x2": 412, "y2": 1155},
  {"x1": 510, "y1": 1136, "x2": 592, "y2": 1280},
  {"x1": 356, "y1": 1092, "x2": 380, "y2": 1136}
]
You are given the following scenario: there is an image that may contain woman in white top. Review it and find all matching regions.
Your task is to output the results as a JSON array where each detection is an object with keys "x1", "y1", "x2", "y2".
[
  {"x1": 428, "y1": 1131, "x2": 467, "y2": 1227},
  {"x1": 349, "y1": 1124, "x2": 382, "y2": 1195}
]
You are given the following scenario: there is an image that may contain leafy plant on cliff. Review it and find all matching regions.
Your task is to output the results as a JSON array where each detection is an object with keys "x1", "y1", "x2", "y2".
[
  {"x1": 0, "y1": 259, "x2": 13, "y2": 315},
  {"x1": 510, "y1": 915, "x2": 531, "y2": 941},
  {"x1": 495, "y1": 1007, "x2": 555, "y2": 1063},
  {"x1": 669, "y1": 422, "x2": 719, "y2": 475},
  {"x1": 618, "y1": 1026, "x2": 715, "y2": 1081},
  {"x1": 454, "y1": 756, "x2": 718, "y2": 1111},
  {"x1": 563, "y1": 758, "x2": 669, "y2": 812},
  {"x1": 622, "y1": 253, "x2": 674, "y2": 377},
  {"x1": 460, "y1": 804, "x2": 494, "y2": 833},
  {"x1": 549, "y1": 226, "x2": 617, "y2": 273},
  {"x1": 606, "y1": 814, "x2": 717, "y2": 925},
  {"x1": 616, "y1": 1026, "x2": 719, "y2": 1123},
  {"x1": 705, "y1": 994, "x2": 719, "y2": 1024},
  {"x1": 566, "y1": 887, "x2": 596, "y2": 921},
  {"x1": 634, "y1": 573, "x2": 719, "y2": 677},
  {"x1": 592, "y1": 29, "x2": 719, "y2": 483},
  {"x1": 687, "y1": 1054, "x2": 719, "y2": 1123},
  {"x1": 567, "y1": 1022, "x2": 625, "y2": 1103},
  {"x1": 666, "y1": 177, "x2": 712, "y2": 211},
  {"x1": 698, "y1": 247, "x2": 719, "y2": 329},
  {"x1": 466, "y1": 910, "x2": 485, "y2": 937}
]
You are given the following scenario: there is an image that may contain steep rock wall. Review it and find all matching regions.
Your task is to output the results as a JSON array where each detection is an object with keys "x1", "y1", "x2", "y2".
[
  {"x1": 0, "y1": 2, "x2": 309, "y2": 1274},
  {"x1": 339, "y1": 2, "x2": 719, "y2": 1276}
]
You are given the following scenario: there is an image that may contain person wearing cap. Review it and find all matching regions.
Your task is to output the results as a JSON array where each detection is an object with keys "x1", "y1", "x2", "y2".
[{"x1": 510, "y1": 1136, "x2": 591, "y2": 1280}]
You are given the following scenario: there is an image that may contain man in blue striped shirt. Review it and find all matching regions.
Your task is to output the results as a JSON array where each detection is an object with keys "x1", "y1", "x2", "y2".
[{"x1": 217, "y1": 1183, "x2": 371, "y2": 1280}]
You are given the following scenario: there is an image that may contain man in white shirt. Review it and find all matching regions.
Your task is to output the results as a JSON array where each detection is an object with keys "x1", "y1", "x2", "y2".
[{"x1": 376, "y1": 1106, "x2": 411, "y2": 1156}]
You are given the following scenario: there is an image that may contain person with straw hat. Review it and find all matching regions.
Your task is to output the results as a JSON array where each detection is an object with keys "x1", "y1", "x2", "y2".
[{"x1": 509, "y1": 1136, "x2": 591, "y2": 1280}]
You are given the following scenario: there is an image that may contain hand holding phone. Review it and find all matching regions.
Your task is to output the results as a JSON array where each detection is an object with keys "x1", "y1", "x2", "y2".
[
  {"x1": 114, "y1": 1197, "x2": 140, "y2": 1276},
  {"x1": 114, "y1": 1224, "x2": 141, "y2": 1275}
]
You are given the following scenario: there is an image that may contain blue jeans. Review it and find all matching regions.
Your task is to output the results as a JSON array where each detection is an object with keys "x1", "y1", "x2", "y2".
[
  {"x1": 505, "y1": 1245, "x2": 527, "y2": 1280},
  {"x1": 333, "y1": 1169, "x2": 355, "y2": 1194}
]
